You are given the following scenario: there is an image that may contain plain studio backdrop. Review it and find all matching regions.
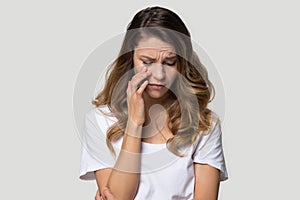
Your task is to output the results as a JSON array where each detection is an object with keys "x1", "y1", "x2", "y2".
[{"x1": 0, "y1": 0, "x2": 299, "y2": 199}]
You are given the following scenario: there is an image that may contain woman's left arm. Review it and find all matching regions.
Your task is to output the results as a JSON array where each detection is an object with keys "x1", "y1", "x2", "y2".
[{"x1": 193, "y1": 163, "x2": 220, "y2": 200}]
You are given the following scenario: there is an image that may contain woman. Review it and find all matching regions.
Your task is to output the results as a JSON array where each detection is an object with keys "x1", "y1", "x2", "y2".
[{"x1": 80, "y1": 6, "x2": 228, "y2": 200}]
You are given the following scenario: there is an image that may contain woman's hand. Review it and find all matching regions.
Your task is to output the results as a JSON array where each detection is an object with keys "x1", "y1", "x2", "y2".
[
  {"x1": 95, "y1": 187, "x2": 117, "y2": 200},
  {"x1": 126, "y1": 66, "x2": 150, "y2": 126},
  {"x1": 95, "y1": 189, "x2": 101, "y2": 200}
]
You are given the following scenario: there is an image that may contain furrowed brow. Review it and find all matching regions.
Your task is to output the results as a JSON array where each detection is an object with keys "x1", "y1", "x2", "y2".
[
  {"x1": 139, "y1": 55, "x2": 156, "y2": 61},
  {"x1": 164, "y1": 56, "x2": 177, "y2": 61}
]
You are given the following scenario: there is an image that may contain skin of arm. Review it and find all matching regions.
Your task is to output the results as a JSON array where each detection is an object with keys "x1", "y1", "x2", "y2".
[
  {"x1": 94, "y1": 67, "x2": 149, "y2": 200},
  {"x1": 193, "y1": 163, "x2": 220, "y2": 200},
  {"x1": 95, "y1": 121, "x2": 143, "y2": 200}
]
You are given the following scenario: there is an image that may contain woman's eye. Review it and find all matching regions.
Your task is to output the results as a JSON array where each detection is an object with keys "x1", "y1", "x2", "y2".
[
  {"x1": 142, "y1": 61, "x2": 152, "y2": 66},
  {"x1": 164, "y1": 62, "x2": 176, "y2": 66}
]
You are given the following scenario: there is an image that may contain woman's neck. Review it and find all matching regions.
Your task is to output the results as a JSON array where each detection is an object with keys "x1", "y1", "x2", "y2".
[
  {"x1": 143, "y1": 92, "x2": 173, "y2": 126},
  {"x1": 142, "y1": 92, "x2": 175, "y2": 143}
]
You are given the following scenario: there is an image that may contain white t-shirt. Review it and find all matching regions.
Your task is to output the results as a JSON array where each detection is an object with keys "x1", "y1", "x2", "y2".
[{"x1": 79, "y1": 105, "x2": 228, "y2": 199}]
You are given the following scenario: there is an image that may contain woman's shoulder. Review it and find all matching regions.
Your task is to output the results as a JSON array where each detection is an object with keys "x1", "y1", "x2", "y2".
[
  {"x1": 194, "y1": 110, "x2": 222, "y2": 142},
  {"x1": 83, "y1": 105, "x2": 118, "y2": 141},
  {"x1": 95, "y1": 104, "x2": 113, "y2": 115},
  {"x1": 209, "y1": 110, "x2": 221, "y2": 129},
  {"x1": 85, "y1": 104, "x2": 117, "y2": 124}
]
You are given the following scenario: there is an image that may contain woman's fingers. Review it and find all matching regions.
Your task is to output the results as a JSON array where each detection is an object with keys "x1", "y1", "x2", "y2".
[
  {"x1": 130, "y1": 67, "x2": 150, "y2": 90},
  {"x1": 95, "y1": 189, "x2": 101, "y2": 200},
  {"x1": 103, "y1": 187, "x2": 117, "y2": 200},
  {"x1": 136, "y1": 80, "x2": 148, "y2": 95},
  {"x1": 126, "y1": 67, "x2": 151, "y2": 126},
  {"x1": 127, "y1": 67, "x2": 151, "y2": 98}
]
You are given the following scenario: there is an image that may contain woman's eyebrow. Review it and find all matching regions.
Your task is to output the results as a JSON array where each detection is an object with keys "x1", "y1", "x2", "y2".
[
  {"x1": 139, "y1": 55, "x2": 156, "y2": 61},
  {"x1": 139, "y1": 55, "x2": 177, "y2": 61},
  {"x1": 164, "y1": 56, "x2": 177, "y2": 60}
]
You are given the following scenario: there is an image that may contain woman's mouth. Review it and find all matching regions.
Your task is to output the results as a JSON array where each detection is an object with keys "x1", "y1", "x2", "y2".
[{"x1": 148, "y1": 83, "x2": 164, "y2": 90}]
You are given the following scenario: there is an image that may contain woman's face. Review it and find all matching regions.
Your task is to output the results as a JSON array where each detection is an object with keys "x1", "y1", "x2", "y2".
[{"x1": 133, "y1": 37, "x2": 178, "y2": 101}]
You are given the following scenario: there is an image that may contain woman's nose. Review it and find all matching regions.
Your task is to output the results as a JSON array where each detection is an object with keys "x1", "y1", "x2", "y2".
[{"x1": 150, "y1": 64, "x2": 165, "y2": 81}]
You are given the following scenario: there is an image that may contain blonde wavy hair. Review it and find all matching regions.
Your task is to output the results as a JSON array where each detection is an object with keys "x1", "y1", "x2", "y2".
[{"x1": 92, "y1": 7, "x2": 217, "y2": 156}]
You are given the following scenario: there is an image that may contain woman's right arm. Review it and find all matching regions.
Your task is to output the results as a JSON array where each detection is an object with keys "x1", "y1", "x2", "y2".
[
  {"x1": 97, "y1": 121, "x2": 143, "y2": 200},
  {"x1": 95, "y1": 67, "x2": 150, "y2": 200}
]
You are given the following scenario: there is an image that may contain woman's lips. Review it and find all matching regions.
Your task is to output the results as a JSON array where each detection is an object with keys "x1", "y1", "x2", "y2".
[{"x1": 148, "y1": 83, "x2": 164, "y2": 90}]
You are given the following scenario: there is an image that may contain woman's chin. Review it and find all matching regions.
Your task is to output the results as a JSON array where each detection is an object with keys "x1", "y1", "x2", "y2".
[{"x1": 143, "y1": 88, "x2": 171, "y2": 102}]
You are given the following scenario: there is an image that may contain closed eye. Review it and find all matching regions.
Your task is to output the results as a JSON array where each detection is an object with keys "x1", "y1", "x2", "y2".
[
  {"x1": 164, "y1": 61, "x2": 176, "y2": 66},
  {"x1": 142, "y1": 61, "x2": 153, "y2": 66}
]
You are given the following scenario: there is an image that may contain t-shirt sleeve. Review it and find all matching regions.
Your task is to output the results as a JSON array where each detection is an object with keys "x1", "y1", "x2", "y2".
[
  {"x1": 79, "y1": 109, "x2": 117, "y2": 180},
  {"x1": 192, "y1": 116, "x2": 228, "y2": 181}
]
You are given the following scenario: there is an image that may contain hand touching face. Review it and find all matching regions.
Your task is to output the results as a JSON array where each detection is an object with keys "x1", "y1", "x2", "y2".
[{"x1": 133, "y1": 37, "x2": 179, "y2": 100}]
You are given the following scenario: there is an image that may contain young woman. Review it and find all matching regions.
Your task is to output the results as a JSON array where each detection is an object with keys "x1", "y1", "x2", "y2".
[{"x1": 80, "y1": 6, "x2": 228, "y2": 200}]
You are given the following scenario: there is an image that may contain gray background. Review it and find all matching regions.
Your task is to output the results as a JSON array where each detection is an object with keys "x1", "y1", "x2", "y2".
[{"x1": 1, "y1": 0, "x2": 299, "y2": 199}]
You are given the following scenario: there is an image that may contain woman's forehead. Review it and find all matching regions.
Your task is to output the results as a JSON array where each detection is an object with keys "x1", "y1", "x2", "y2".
[
  {"x1": 135, "y1": 37, "x2": 176, "y2": 54},
  {"x1": 134, "y1": 47, "x2": 176, "y2": 58}
]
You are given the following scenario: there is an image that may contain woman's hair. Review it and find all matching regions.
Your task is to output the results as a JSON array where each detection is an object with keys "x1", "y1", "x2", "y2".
[{"x1": 92, "y1": 6, "x2": 217, "y2": 156}]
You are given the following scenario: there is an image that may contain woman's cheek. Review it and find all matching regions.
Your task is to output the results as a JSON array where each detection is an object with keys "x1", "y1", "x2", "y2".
[{"x1": 134, "y1": 62, "x2": 144, "y2": 73}]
